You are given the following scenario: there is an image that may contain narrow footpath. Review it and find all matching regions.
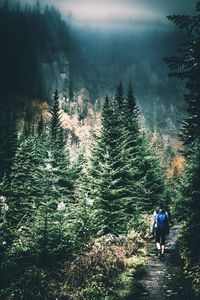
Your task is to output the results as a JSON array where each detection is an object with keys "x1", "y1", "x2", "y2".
[{"x1": 126, "y1": 224, "x2": 199, "y2": 300}]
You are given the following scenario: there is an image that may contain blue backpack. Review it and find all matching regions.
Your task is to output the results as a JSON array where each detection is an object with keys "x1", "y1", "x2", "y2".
[{"x1": 156, "y1": 211, "x2": 168, "y2": 229}]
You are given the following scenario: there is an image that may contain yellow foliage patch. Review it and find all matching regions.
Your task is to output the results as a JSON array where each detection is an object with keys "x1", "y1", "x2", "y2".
[{"x1": 166, "y1": 156, "x2": 186, "y2": 178}]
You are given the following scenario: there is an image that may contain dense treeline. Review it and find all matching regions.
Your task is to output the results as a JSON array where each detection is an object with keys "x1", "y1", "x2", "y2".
[
  {"x1": 0, "y1": 90, "x2": 82, "y2": 298},
  {"x1": 0, "y1": 84, "x2": 164, "y2": 299},
  {"x1": 0, "y1": 2, "x2": 72, "y2": 179},
  {"x1": 0, "y1": 1, "x2": 185, "y2": 133},
  {"x1": 166, "y1": 1, "x2": 200, "y2": 295},
  {"x1": 0, "y1": 1, "x2": 70, "y2": 102}
]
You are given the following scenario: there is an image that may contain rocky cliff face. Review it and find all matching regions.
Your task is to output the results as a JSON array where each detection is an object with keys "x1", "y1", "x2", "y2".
[{"x1": 38, "y1": 55, "x2": 70, "y2": 101}]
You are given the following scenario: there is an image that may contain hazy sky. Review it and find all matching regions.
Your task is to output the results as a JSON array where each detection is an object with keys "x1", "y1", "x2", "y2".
[{"x1": 17, "y1": 0, "x2": 198, "y2": 23}]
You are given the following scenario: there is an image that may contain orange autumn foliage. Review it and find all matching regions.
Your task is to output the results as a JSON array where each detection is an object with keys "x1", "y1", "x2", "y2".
[{"x1": 166, "y1": 156, "x2": 185, "y2": 178}]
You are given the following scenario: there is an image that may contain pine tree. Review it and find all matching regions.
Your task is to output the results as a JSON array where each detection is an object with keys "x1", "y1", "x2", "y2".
[
  {"x1": 166, "y1": 2, "x2": 200, "y2": 294},
  {"x1": 89, "y1": 94, "x2": 142, "y2": 234},
  {"x1": 122, "y1": 84, "x2": 142, "y2": 170},
  {"x1": 166, "y1": 1, "x2": 200, "y2": 147},
  {"x1": 115, "y1": 82, "x2": 124, "y2": 110},
  {"x1": 49, "y1": 89, "x2": 66, "y2": 148},
  {"x1": 73, "y1": 168, "x2": 93, "y2": 249},
  {"x1": 91, "y1": 151, "x2": 127, "y2": 235},
  {"x1": 180, "y1": 139, "x2": 200, "y2": 295},
  {"x1": 7, "y1": 135, "x2": 42, "y2": 228},
  {"x1": 118, "y1": 85, "x2": 144, "y2": 216},
  {"x1": 48, "y1": 90, "x2": 74, "y2": 201},
  {"x1": 37, "y1": 115, "x2": 45, "y2": 136},
  {"x1": 89, "y1": 96, "x2": 128, "y2": 235},
  {"x1": 30, "y1": 150, "x2": 72, "y2": 262},
  {"x1": 5, "y1": 132, "x2": 75, "y2": 262},
  {"x1": 90, "y1": 87, "x2": 165, "y2": 236},
  {"x1": 141, "y1": 135, "x2": 165, "y2": 210},
  {"x1": 165, "y1": 163, "x2": 185, "y2": 218},
  {"x1": 122, "y1": 84, "x2": 164, "y2": 212},
  {"x1": 126, "y1": 83, "x2": 140, "y2": 120}
]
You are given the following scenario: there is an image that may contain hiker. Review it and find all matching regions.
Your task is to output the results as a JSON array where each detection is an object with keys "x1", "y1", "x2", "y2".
[{"x1": 151, "y1": 204, "x2": 169, "y2": 258}]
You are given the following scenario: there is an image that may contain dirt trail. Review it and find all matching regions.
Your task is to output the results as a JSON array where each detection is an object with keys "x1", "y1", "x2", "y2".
[{"x1": 126, "y1": 224, "x2": 198, "y2": 300}]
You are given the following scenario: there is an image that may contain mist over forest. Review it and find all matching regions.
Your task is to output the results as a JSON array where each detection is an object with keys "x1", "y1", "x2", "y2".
[{"x1": 0, "y1": 0, "x2": 187, "y2": 135}]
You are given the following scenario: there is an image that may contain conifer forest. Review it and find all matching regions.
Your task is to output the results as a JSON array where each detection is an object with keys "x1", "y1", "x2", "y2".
[{"x1": 0, "y1": 1, "x2": 200, "y2": 299}]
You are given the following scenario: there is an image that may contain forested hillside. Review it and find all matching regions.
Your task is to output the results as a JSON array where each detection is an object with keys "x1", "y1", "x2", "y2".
[
  {"x1": 0, "y1": 1, "x2": 200, "y2": 299},
  {"x1": 0, "y1": 1, "x2": 185, "y2": 135},
  {"x1": 0, "y1": 2, "x2": 71, "y2": 101}
]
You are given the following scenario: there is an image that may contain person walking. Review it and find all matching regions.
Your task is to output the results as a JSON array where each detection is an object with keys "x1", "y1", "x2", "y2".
[{"x1": 151, "y1": 204, "x2": 169, "y2": 258}]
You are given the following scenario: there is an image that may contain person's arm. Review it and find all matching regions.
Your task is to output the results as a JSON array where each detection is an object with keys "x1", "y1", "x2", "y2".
[{"x1": 151, "y1": 211, "x2": 156, "y2": 234}]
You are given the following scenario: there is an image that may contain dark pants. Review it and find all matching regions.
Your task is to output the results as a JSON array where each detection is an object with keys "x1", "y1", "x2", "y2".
[{"x1": 155, "y1": 228, "x2": 166, "y2": 245}]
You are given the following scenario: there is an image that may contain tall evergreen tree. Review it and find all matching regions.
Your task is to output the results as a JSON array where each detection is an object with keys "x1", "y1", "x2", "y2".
[
  {"x1": 89, "y1": 95, "x2": 130, "y2": 235},
  {"x1": 7, "y1": 135, "x2": 42, "y2": 228},
  {"x1": 49, "y1": 89, "x2": 66, "y2": 148},
  {"x1": 126, "y1": 83, "x2": 140, "y2": 119},
  {"x1": 115, "y1": 82, "x2": 124, "y2": 110},
  {"x1": 30, "y1": 150, "x2": 73, "y2": 262},
  {"x1": 73, "y1": 166, "x2": 94, "y2": 247},
  {"x1": 37, "y1": 115, "x2": 45, "y2": 137},
  {"x1": 48, "y1": 90, "x2": 74, "y2": 201},
  {"x1": 122, "y1": 84, "x2": 142, "y2": 163},
  {"x1": 165, "y1": 1, "x2": 200, "y2": 147},
  {"x1": 90, "y1": 86, "x2": 165, "y2": 236},
  {"x1": 141, "y1": 135, "x2": 165, "y2": 210},
  {"x1": 118, "y1": 85, "x2": 144, "y2": 216},
  {"x1": 122, "y1": 84, "x2": 164, "y2": 212},
  {"x1": 166, "y1": 2, "x2": 200, "y2": 295},
  {"x1": 180, "y1": 139, "x2": 200, "y2": 295}
]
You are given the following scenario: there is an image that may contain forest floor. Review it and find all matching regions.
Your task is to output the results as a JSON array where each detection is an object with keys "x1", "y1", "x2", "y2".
[{"x1": 125, "y1": 224, "x2": 199, "y2": 300}]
